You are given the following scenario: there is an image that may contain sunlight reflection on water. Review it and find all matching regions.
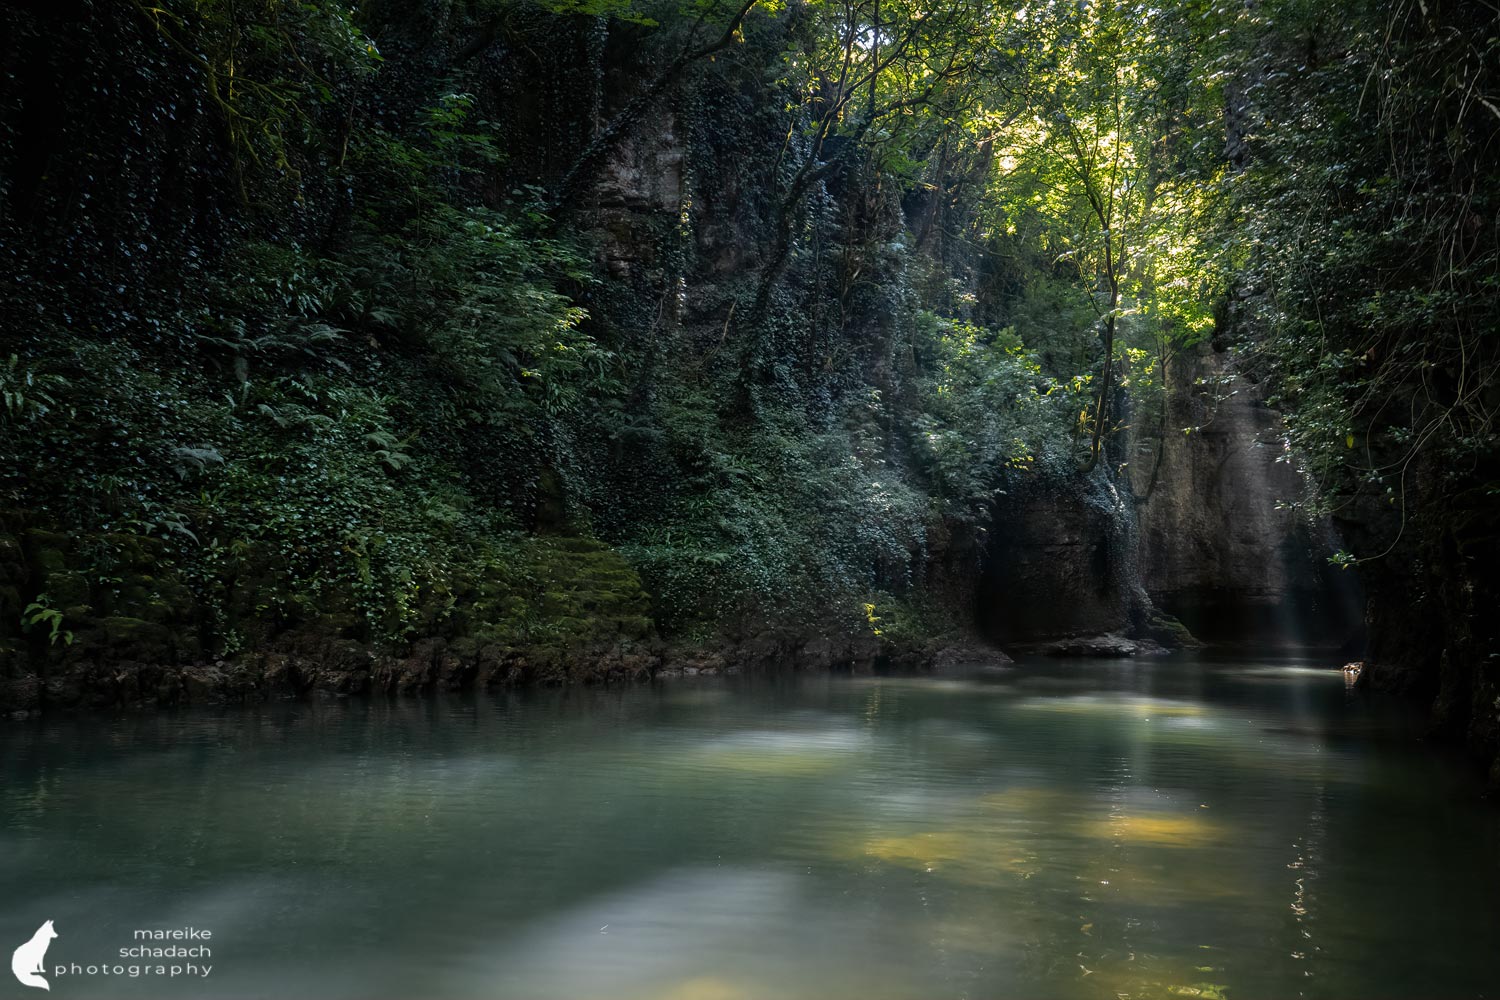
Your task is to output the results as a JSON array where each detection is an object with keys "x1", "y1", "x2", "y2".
[{"x1": 1, "y1": 654, "x2": 1497, "y2": 999}]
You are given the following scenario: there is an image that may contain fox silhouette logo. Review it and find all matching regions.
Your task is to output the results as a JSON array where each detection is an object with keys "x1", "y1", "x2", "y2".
[{"x1": 11, "y1": 920, "x2": 57, "y2": 991}]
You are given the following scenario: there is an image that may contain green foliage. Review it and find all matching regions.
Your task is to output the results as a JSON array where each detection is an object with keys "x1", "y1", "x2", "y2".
[
  {"x1": 0, "y1": 0, "x2": 1190, "y2": 654},
  {"x1": 1224, "y1": 0, "x2": 1500, "y2": 534},
  {"x1": 909, "y1": 312, "x2": 1074, "y2": 501},
  {"x1": 21, "y1": 596, "x2": 73, "y2": 648},
  {"x1": 10, "y1": 0, "x2": 1468, "y2": 664},
  {"x1": 0, "y1": 355, "x2": 70, "y2": 425},
  {"x1": 974, "y1": 0, "x2": 1231, "y2": 467},
  {"x1": 861, "y1": 592, "x2": 947, "y2": 643},
  {"x1": 124, "y1": 0, "x2": 380, "y2": 206},
  {"x1": 609, "y1": 375, "x2": 942, "y2": 634},
  {"x1": 0, "y1": 15, "x2": 618, "y2": 650}
]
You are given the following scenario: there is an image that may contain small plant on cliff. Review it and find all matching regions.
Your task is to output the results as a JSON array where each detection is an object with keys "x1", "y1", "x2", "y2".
[{"x1": 21, "y1": 597, "x2": 73, "y2": 647}]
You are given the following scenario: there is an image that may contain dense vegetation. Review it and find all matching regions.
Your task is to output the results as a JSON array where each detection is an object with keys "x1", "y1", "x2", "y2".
[
  {"x1": 1224, "y1": 0, "x2": 1500, "y2": 755},
  {"x1": 1, "y1": 1, "x2": 1495, "y2": 746}
]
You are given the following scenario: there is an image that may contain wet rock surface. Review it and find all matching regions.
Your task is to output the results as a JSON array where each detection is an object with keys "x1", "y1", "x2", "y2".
[
  {"x1": 1016, "y1": 634, "x2": 1169, "y2": 658},
  {"x1": 0, "y1": 628, "x2": 1007, "y2": 714}
]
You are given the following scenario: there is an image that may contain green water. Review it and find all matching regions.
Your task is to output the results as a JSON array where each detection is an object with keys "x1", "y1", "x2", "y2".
[{"x1": 3, "y1": 655, "x2": 1498, "y2": 1000}]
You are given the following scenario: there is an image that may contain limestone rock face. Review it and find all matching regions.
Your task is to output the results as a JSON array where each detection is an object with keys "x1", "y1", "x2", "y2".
[
  {"x1": 976, "y1": 473, "x2": 1141, "y2": 643},
  {"x1": 1128, "y1": 344, "x2": 1361, "y2": 645},
  {"x1": 593, "y1": 105, "x2": 684, "y2": 282},
  {"x1": 974, "y1": 344, "x2": 1362, "y2": 650},
  {"x1": 1018, "y1": 633, "x2": 1168, "y2": 658}
]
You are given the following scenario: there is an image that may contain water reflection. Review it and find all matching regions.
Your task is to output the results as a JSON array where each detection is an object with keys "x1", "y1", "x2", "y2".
[{"x1": 1, "y1": 655, "x2": 1497, "y2": 999}]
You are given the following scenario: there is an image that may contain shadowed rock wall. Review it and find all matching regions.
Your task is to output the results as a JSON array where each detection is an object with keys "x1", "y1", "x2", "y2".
[
  {"x1": 976, "y1": 472, "x2": 1145, "y2": 646},
  {"x1": 1128, "y1": 344, "x2": 1362, "y2": 645},
  {"x1": 975, "y1": 343, "x2": 1362, "y2": 651}
]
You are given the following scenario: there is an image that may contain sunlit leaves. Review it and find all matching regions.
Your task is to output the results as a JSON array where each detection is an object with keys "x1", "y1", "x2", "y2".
[{"x1": 972, "y1": 0, "x2": 1231, "y2": 464}]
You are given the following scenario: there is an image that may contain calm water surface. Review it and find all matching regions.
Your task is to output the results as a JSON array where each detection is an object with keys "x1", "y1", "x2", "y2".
[{"x1": 3, "y1": 654, "x2": 1498, "y2": 999}]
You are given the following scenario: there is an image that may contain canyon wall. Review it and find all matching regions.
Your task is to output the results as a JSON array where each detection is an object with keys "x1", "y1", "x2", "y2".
[
  {"x1": 974, "y1": 343, "x2": 1360, "y2": 652},
  {"x1": 1129, "y1": 344, "x2": 1363, "y2": 646}
]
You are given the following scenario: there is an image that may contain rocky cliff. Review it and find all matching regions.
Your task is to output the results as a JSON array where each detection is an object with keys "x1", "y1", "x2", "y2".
[
  {"x1": 1129, "y1": 343, "x2": 1363, "y2": 646},
  {"x1": 972, "y1": 342, "x2": 1360, "y2": 654},
  {"x1": 0, "y1": 3, "x2": 1383, "y2": 720}
]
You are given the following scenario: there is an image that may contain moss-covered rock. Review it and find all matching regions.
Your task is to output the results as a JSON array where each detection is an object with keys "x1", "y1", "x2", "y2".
[
  {"x1": 0, "y1": 520, "x2": 979, "y2": 716},
  {"x1": 24, "y1": 529, "x2": 72, "y2": 575},
  {"x1": 465, "y1": 534, "x2": 655, "y2": 651},
  {"x1": 43, "y1": 569, "x2": 90, "y2": 609},
  {"x1": 97, "y1": 616, "x2": 173, "y2": 651}
]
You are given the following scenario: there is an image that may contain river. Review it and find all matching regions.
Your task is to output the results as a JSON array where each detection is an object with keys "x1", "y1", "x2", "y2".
[{"x1": 3, "y1": 654, "x2": 1497, "y2": 999}]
